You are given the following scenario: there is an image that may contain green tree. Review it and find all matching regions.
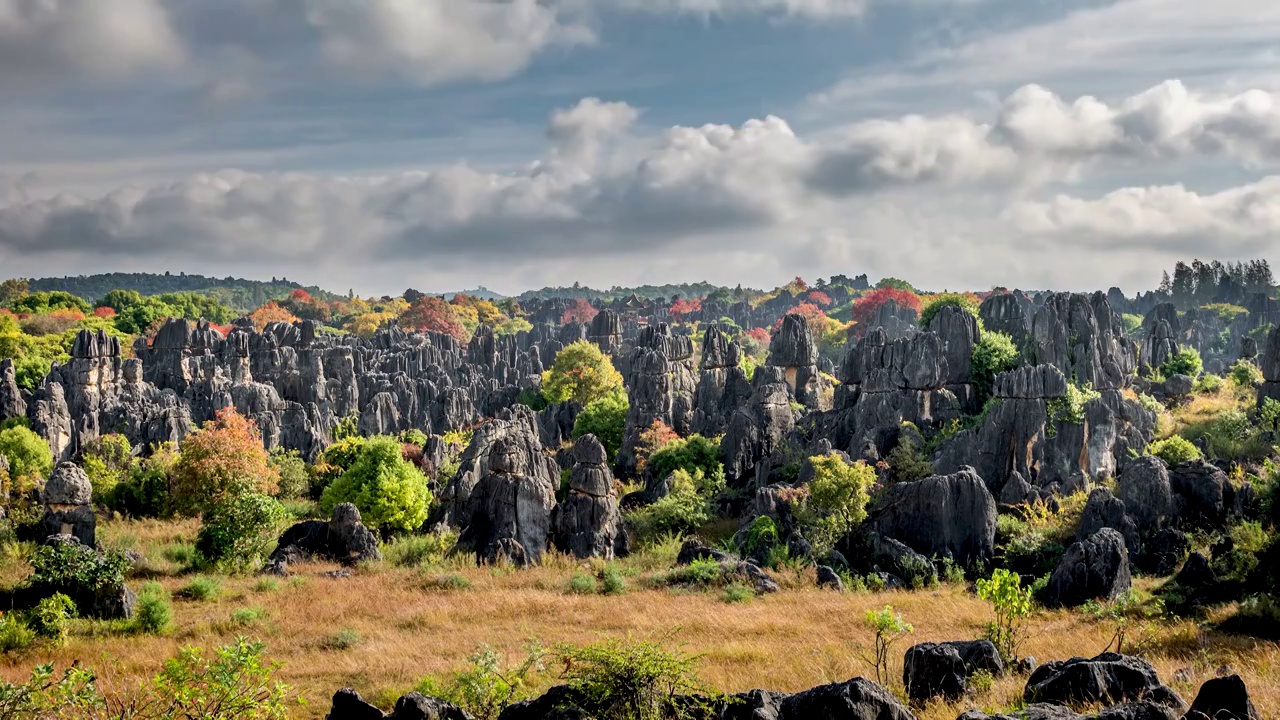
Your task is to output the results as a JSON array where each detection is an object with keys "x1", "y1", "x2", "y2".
[
  {"x1": 542, "y1": 340, "x2": 624, "y2": 407},
  {"x1": 976, "y1": 568, "x2": 1033, "y2": 663},
  {"x1": 0, "y1": 424, "x2": 52, "y2": 487},
  {"x1": 196, "y1": 492, "x2": 287, "y2": 569},
  {"x1": 80, "y1": 434, "x2": 134, "y2": 504},
  {"x1": 797, "y1": 454, "x2": 876, "y2": 555},
  {"x1": 572, "y1": 387, "x2": 629, "y2": 460},
  {"x1": 971, "y1": 331, "x2": 1020, "y2": 403},
  {"x1": 875, "y1": 277, "x2": 914, "y2": 292},
  {"x1": 1161, "y1": 347, "x2": 1203, "y2": 378},
  {"x1": 0, "y1": 279, "x2": 28, "y2": 305},
  {"x1": 320, "y1": 436, "x2": 431, "y2": 532},
  {"x1": 646, "y1": 434, "x2": 722, "y2": 484},
  {"x1": 859, "y1": 606, "x2": 913, "y2": 687}
]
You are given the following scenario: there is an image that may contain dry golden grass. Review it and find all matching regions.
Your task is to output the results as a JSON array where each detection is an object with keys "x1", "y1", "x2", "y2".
[{"x1": 0, "y1": 519, "x2": 1276, "y2": 720}]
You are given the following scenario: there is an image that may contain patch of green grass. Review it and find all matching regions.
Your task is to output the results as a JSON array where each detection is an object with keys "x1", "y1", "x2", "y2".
[
  {"x1": 568, "y1": 572, "x2": 597, "y2": 595},
  {"x1": 231, "y1": 606, "x2": 266, "y2": 627},
  {"x1": 601, "y1": 566, "x2": 628, "y2": 596},
  {"x1": 176, "y1": 575, "x2": 221, "y2": 602},
  {"x1": 160, "y1": 543, "x2": 196, "y2": 567},
  {"x1": 253, "y1": 577, "x2": 280, "y2": 593},
  {"x1": 420, "y1": 573, "x2": 471, "y2": 592},
  {"x1": 721, "y1": 583, "x2": 754, "y2": 604},
  {"x1": 132, "y1": 581, "x2": 172, "y2": 635},
  {"x1": 321, "y1": 627, "x2": 361, "y2": 651}
]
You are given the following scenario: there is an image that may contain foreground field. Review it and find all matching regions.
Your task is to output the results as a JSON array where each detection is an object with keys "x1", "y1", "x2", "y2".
[{"x1": 0, "y1": 518, "x2": 1275, "y2": 720}]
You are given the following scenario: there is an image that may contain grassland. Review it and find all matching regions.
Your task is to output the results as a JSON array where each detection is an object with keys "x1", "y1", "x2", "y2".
[{"x1": 0, "y1": 517, "x2": 1274, "y2": 720}]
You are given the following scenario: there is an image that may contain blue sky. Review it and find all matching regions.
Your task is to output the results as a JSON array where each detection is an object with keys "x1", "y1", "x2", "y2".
[{"x1": 1, "y1": 0, "x2": 1278, "y2": 296}]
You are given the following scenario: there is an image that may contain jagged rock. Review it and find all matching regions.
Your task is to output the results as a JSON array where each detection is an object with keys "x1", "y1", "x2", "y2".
[
  {"x1": 871, "y1": 467, "x2": 996, "y2": 570},
  {"x1": 1183, "y1": 675, "x2": 1260, "y2": 720},
  {"x1": 929, "y1": 304, "x2": 981, "y2": 410},
  {"x1": 1094, "y1": 702, "x2": 1179, "y2": 720},
  {"x1": 444, "y1": 407, "x2": 559, "y2": 565},
  {"x1": 816, "y1": 565, "x2": 844, "y2": 590},
  {"x1": 551, "y1": 435, "x2": 628, "y2": 560},
  {"x1": 263, "y1": 503, "x2": 381, "y2": 575},
  {"x1": 326, "y1": 687, "x2": 387, "y2": 720},
  {"x1": 1077, "y1": 488, "x2": 1140, "y2": 557},
  {"x1": 1141, "y1": 315, "x2": 1179, "y2": 373},
  {"x1": 1169, "y1": 460, "x2": 1235, "y2": 530},
  {"x1": 1257, "y1": 325, "x2": 1280, "y2": 408},
  {"x1": 691, "y1": 326, "x2": 752, "y2": 437},
  {"x1": 390, "y1": 693, "x2": 473, "y2": 720},
  {"x1": 1045, "y1": 529, "x2": 1131, "y2": 608},
  {"x1": 843, "y1": 532, "x2": 937, "y2": 587},
  {"x1": 1024, "y1": 653, "x2": 1183, "y2": 709},
  {"x1": 1116, "y1": 457, "x2": 1174, "y2": 529},
  {"x1": 616, "y1": 324, "x2": 697, "y2": 475},
  {"x1": 0, "y1": 358, "x2": 25, "y2": 421},
  {"x1": 40, "y1": 462, "x2": 95, "y2": 548},
  {"x1": 675, "y1": 537, "x2": 731, "y2": 565},
  {"x1": 721, "y1": 366, "x2": 795, "y2": 487},
  {"x1": 1031, "y1": 292, "x2": 1138, "y2": 392},
  {"x1": 958, "y1": 705, "x2": 1081, "y2": 720},
  {"x1": 979, "y1": 292, "x2": 1034, "y2": 347},
  {"x1": 768, "y1": 313, "x2": 822, "y2": 408},
  {"x1": 776, "y1": 677, "x2": 916, "y2": 720},
  {"x1": 588, "y1": 310, "x2": 622, "y2": 356},
  {"x1": 1139, "y1": 528, "x2": 1189, "y2": 577},
  {"x1": 903, "y1": 640, "x2": 1003, "y2": 703},
  {"x1": 1000, "y1": 471, "x2": 1036, "y2": 505}
]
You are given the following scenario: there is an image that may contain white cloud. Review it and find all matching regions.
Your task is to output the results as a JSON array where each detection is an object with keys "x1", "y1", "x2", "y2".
[
  {"x1": 596, "y1": 0, "x2": 868, "y2": 19},
  {"x1": 0, "y1": 0, "x2": 182, "y2": 85}
]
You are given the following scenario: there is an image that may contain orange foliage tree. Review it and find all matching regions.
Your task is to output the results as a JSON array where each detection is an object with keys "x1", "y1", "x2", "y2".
[
  {"x1": 400, "y1": 296, "x2": 468, "y2": 341},
  {"x1": 92, "y1": 306, "x2": 117, "y2": 318},
  {"x1": 561, "y1": 298, "x2": 598, "y2": 325},
  {"x1": 669, "y1": 297, "x2": 702, "y2": 322},
  {"x1": 806, "y1": 290, "x2": 832, "y2": 307},
  {"x1": 248, "y1": 301, "x2": 299, "y2": 331},
  {"x1": 850, "y1": 288, "x2": 921, "y2": 330},
  {"x1": 170, "y1": 408, "x2": 279, "y2": 516}
]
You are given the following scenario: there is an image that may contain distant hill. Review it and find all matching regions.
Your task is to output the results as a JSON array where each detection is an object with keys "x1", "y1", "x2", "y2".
[
  {"x1": 25, "y1": 272, "x2": 341, "y2": 310},
  {"x1": 442, "y1": 286, "x2": 507, "y2": 301},
  {"x1": 516, "y1": 281, "x2": 731, "y2": 303}
]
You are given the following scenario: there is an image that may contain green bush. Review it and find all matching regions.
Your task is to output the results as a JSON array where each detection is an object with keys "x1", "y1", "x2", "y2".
[
  {"x1": 149, "y1": 637, "x2": 296, "y2": 719},
  {"x1": 1194, "y1": 373, "x2": 1224, "y2": 394},
  {"x1": 178, "y1": 576, "x2": 222, "y2": 602},
  {"x1": 1230, "y1": 361, "x2": 1264, "y2": 389},
  {"x1": 133, "y1": 581, "x2": 172, "y2": 635},
  {"x1": 1046, "y1": 382, "x2": 1100, "y2": 436},
  {"x1": 885, "y1": 437, "x2": 933, "y2": 485},
  {"x1": 420, "y1": 573, "x2": 472, "y2": 591},
  {"x1": 516, "y1": 387, "x2": 549, "y2": 412},
  {"x1": 625, "y1": 468, "x2": 723, "y2": 541},
  {"x1": 601, "y1": 567, "x2": 628, "y2": 596},
  {"x1": 1148, "y1": 437, "x2": 1203, "y2": 467},
  {"x1": 647, "y1": 435, "x2": 723, "y2": 485},
  {"x1": 385, "y1": 531, "x2": 458, "y2": 569},
  {"x1": 0, "y1": 614, "x2": 35, "y2": 653},
  {"x1": 739, "y1": 516, "x2": 780, "y2": 560},
  {"x1": 1161, "y1": 347, "x2": 1204, "y2": 378},
  {"x1": 970, "y1": 331, "x2": 1020, "y2": 404},
  {"x1": 321, "y1": 627, "x2": 361, "y2": 651},
  {"x1": 27, "y1": 542, "x2": 130, "y2": 600},
  {"x1": 861, "y1": 605, "x2": 913, "y2": 686},
  {"x1": 320, "y1": 436, "x2": 431, "y2": 533},
  {"x1": 977, "y1": 568, "x2": 1033, "y2": 663},
  {"x1": 795, "y1": 454, "x2": 876, "y2": 557},
  {"x1": 269, "y1": 449, "x2": 309, "y2": 500},
  {"x1": 568, "y1": 572, "x2": 597, "y2": 595},
  {"x1": 196, "y1": 492, "x2": 287, "y2": 569},
  {"x1": 0, "y1": 424, "x2": 53, "y2": 485},
  {"x1": 30, "y1": 593, "x2": 76, "y2": 644},
  {"x1": 919, "y1": 293, "x2": 979, "y2": 328},
  {"x1": 108, "y1": 454, "x2": 172, "y2": 518},
  {"x1": 721, "y1": 583, "x2": 754, "y2": 603},
  {"x1": 557, "y1": 636, "x2": 708, "y2": 720},
  {"x1": 416, "y1": 642, "x2": 547, "y2": 720},
  {"x1": 572, "y1": 387, "x2": 629, "y2": 460},
  {"x1": 80, "y1": 434, "x2": 133, "y2": 505}
]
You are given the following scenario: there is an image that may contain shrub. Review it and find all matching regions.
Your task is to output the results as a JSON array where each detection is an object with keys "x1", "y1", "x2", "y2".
[
  {"x1": 572, "y1": 387, "x2": 629, "y2": 460},
  {"x1": 0, "y1": 614, "x2": 35, "y2": 653},
  {"x1": 568, "y1": 572, "x2": 597, "y2": 595},
  {"x1": 196, "y1": 492, "x2": 287, "y2": 569},
  {"x1": 416, "y1": 642, "x2": 547, "y2": 720},
  {"x1": 646, "y1": 435, "x2": 723, "y2": 485},
  {"x1": 1148, "y1": 436, "x2": 1202, "y2": 467},
  {"x1": 1194, "y1": 373, "x2": 1223, "y2": 394},
  {"x1": 918, "y1": 292, "x2": 980, "y2": 328},
  {"x1": 230, "y1": 607, "x2": 265, "y2": 627},
  {"x1": 1260, "y1": 398, "x2": 1280, "y2": 436},
  {"x1": 421, "y1": 573, "x2": 472, "y2": 591},
  {"x1": 321, "y1": 627, "x2": 361, "y2": 651},
  {"x1": 795, "y1": 454, "x2": 875, "y2": 556},
  {"x1": 319, "y1": 436, "x2": 432, "y2": 533},
  {"x1": 885, "y1": 437, "x2": 933, "y2": 485},
  {"x1": 860, "y1": 606, "x2": 913, "y2": 687},
  {"x1": 739, "y1": 516, "x2": 780, "y2": 560},
  {"x1": 1161, "y1": 347, "x2": 1203, "y2": 379},
  {"x1": 178, "y1": 576, "x2": 222, "y2": 602},
  {"x1": 1230, "y1": 361, "x2": 1264, "y2": 389},
  {"x1": 253, "y1": 577, "x2": 280, "y2": 593},
  {"x1": 27, "y1": 542, "x2": 129, "y2": 600},
  {"x1": 516, "y1": 386, "x2": 549, "y2": 412},
  {"x1": 30, "y1": 593, "x2": 76, "y2": 644},
  {"x1": 970, "y1": 331, "x2": 1020, "y2": 404},
  {"x1": 385, "y1": 530, "x2": 458, "y2": 569},
  {"x1": 80, "y1": 434, "x2": 133, "y2": 504},
  {"x1": 108, "y1": 445, "x2": 175, "y2": 518},
  {"x1": 977, "y1": 568, "x2": 1033, "y2": 663},
  {"x1": 557, "y1": 636, "x2": 707, "y2": 720},
  {"x1": 661, "y1": 558, "x2": 722, "y2": 587},
  {"x1": 601, "y1": 567, "x2": 628, "y2": 596},
  {"x1": 149, "y1": 637, "x2": 296, "y2": 719},
  {"x1": 625, "y1": 468, "x2": 723, "y2": 541},
  {"x1": 0, "y1": 424, "x2": 53, "y2": 487},
  {"x1": 1046, "y1": 382, "x2": 1100, "y2": 435},
  {"x1": 721, "y1": 583, "x2": 753, "y2": 604},
  {"x1": 269, "y1": 449, "x2": 309, "y2": 500},
  {"x1": 170, "y1": 409, "x2": 280, "y2": 517},
  {"x1": 134, "y1": 582, "x2": 172, "y2": 634},
  {"x1": 543, "y1": 340, "x2": 624, "y2": 407}
]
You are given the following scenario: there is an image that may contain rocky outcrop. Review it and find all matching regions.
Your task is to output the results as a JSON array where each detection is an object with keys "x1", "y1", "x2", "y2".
[
  {"x1": 1044, "y1": 528, "x2": 1132, "y2": 608},
  {"x1": 928, "y1": 304, "x2": 981, "y2": 412},
  {"x1": 978, "y1": 291, "x2": 1035, "y2": 347},
  {"x1": 40, "y1": 462, "x2": 95, "y2": 548},
  {"x1": 1077, "y1": 487, "x2": 1140, "y2": 557},
  {"x1": 1116, "y1": 456, "x2": 1174, "y2": 529},
  {"x1": 1024, "y1": 653, "x2": 1183, "y2": 709},
  {"x1": 448, "y1": 406, "x2": 559, "y2": 565},
  {"x1": 691, "y1": 326, "x2": 751, "y2": 437},
  {"x1": 1030, "y1": 292, "x2": 1138, "y2": 392},
  {"x1": 721, "y1": 366, "x2": 795, "y2": 487},
  {"x1": 0, "y1": 358, "x2": 24, "y2": 422},
  {"x1": 263, "y1": 503, "x2": 381, "y2": 575},
  {"x1": 1183, "y1": 675, "x2": 1260, "y2": 720},
  {"x1": 588, "y1": 309, "x2": 623, "y2": 356},
  {"x1": 903, "y1": 640, "x2": 1003, "y2": 702},
  {"x1": 1258, "y1": 325, "x2": 1280, "y2": 408},
  {"x1": 616, "y1": 324, "x2": 697, "y2": 476},
  {"x1": 768, "y1": 314, "x2": 822, "y2": 408},
  {"x1": 324, "y1": 688, "x2": 472, "y2": 720},
  {"x1": 1169, "y1": 460, "x2": 1237, "y2": 530},
  {"x1": 551, "y1": 435, "x2": 628, "y2": 560},
  {"x1": 871, "y1": 467, "x2": 996, "y2": 570}
]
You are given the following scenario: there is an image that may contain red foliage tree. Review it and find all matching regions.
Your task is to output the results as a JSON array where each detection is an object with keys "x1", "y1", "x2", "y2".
[
  {"x1": 745, "y1": 327, "x2": 771, "y2": 345},
  {"x1": 805, "y1": 290, "x2": 832, "y2": 307},
  {"x1": 850, "y1": 288, "x2": 921, "y2": 329},
  {"x1": 561, "y1": 298, "x2": 598, "y2": 325},
  {"x1": 92, "y1": 306, "x2": 117, "y2": 318},
  {"x1": 774, "y1": 302, "x2": 827, "y2": 330},
  {"x1": 400, "y1": 296, "x2": 468, "y2": 341},
  {"x1": 289, "y1": 289, "x2": 312, "y2": 302},
  {"x1": 669, "y1": 297, "x2": 702, "y2": 322}
]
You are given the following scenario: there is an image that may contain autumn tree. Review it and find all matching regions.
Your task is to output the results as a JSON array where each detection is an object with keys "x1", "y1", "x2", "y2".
[
  {"x1": 669, "y1": 297, "x2": 702, "y2": 322},
  {"x1": 850, "y1": 288, "x2": 921, "y2": 330},
  {"x1": 170, "y1": 409, "x2": 280, "y2": 517},
  {"x1": 400, "y1": 296, "x2": 468, "y2": 341},
  {"x1": 806, "y1": 290, "x2": 832, "y2": 307},
  {"x1": 0, "y1": 279, "x2": 29, "y2": 305},
  {"x1": 543, "y1": 340, "x2": 624, "y2": 406},
  {"x1": 561, "y1": 298, "x2": 599, "y2": 325}
]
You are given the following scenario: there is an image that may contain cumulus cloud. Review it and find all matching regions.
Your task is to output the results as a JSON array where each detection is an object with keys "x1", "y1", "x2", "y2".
[
  {"x1": 3, "y1": 81, "x2": 1280, "y2": 292},
  {"x1": 596, "y1": 0, "x2": 868, "y2": 19},
  {"x1": 0, "y1": 0, "x2": 182, "y2": 85}
]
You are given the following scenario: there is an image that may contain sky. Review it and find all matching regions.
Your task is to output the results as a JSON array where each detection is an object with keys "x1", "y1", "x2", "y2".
[{"x1": 1, "y1": 0, "x2": 1279, "y2": 297}]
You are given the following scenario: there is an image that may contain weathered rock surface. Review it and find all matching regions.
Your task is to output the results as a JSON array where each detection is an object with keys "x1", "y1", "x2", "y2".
[
  {"x1": 264, "y1": 503, "x2": 381, "y2": 575},
  {"x1": 691, "y1": 326, "x2": 751, "y2": 437},
  {"x1": 1045, "y1": 528, "x2": 1131, "y2": 608},
  {"x1": 903, "y1": 639, "x2": 1003, "y2": 702},
  {"x1": 1077, "y1": 488, "x2": 1140, "y2": 557},
  {"x1": 1183, "y1": 675, "x2": 1260, "y2": 720},
  {"x1": 40, "y1": 462, "x2": 95, "y2": 548},
  {"x1": 551, "y1": 434, "x2": 628, "y2": 560},
  {"x1": 1257, "y1": 325, "x2": 1280, "y2": 408},
  {"x1": 1116, "y1": 456, "x2": 1174, "y2": 529},
  {"x1": 1024, "y1": 653, "x2": 1183, "y2": 709},
  {"x1": 872, "y1": 467, "x2": 996, "y2": 569},
  {"x1": 721, "y1": 366, "x2": 795, "y2": 487},
  {"x1": 0, "y1": 358, "x2": 25, "y2": 422},
  {"x1": 616, "y1": 324, "x2": 697, "y2": 475},
  {"x1": 768, "y1": 313, "x2": 822, "y2": 409}
]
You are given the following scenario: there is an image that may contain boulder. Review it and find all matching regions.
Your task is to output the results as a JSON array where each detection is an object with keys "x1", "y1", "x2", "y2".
[
  {"x1": 1258, "y1": 324, "x2": 1280, "y2": 408},
  {"x1": 1024, "y1": 653, "x2": 1183, "y2": 709},
  {"x1": 0, "y1": 358, "x2": 25, "y2": 422},
  {"x1": 1045, "y1": 529, "x2": 1131, "y2": 608},
  {"x1": 326, "y1": 687, "x2": 386, "y2": 720},
  {"x1": 816, "y1": 565, "x2": 844, "y2": 590},
  {"x1": 1182, "y1": 675, "x2": 1260, "y2": 720},
  {"x1": 1138, "y1": 528, "x2": 1189, "y2": 577},
  {"x1": 40, "y1": 462, "x2": 96, "y2": 548},
  {"x1": 1077, "y1": 488, "x2": 1140, "y2": 557},
  {"x1": 776, "y1": 677, "x2": 917, "y2": 720},
  {"x1": 390, "y1": 693, "x2": 473, "y2": 720},
  {"x1": 551, "y1": 434, "x2": 629, "y2": 560},
  {"x1": 1169, "y1": 460, "x2": 1235, "y2": 530},
  {"x1": 903, "y1": 640, "x2": 1002, "y2": 703},
  {"x1": 958, "y1": 706, "x2": 1081, "y2": 720},
  {"x1": 263, "y1": 503, "x2": 381, "y2": 575},
  {"x1": 1093, "y1": 702, "x2": 1179, "y2": 720},
  {"x1": 768, "y1": 313, "x2": 822, "y2": 408},
  {"x1": 1116, "y1": 457, "x2": 1174, "y2": 529},
  {"x1": 871, "y1": 467, "x2": 996, "y2": 570}
]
